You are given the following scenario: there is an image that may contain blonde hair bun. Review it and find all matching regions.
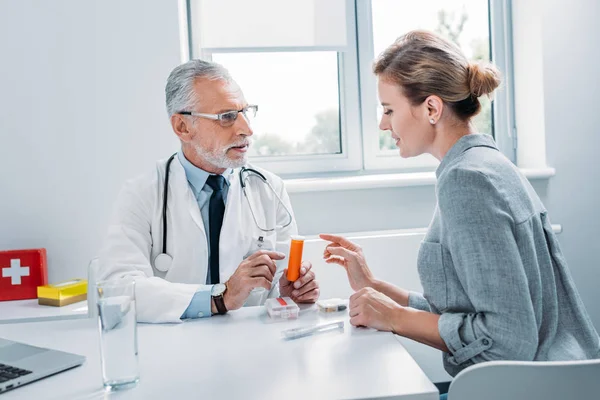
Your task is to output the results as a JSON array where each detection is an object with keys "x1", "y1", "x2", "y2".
[
  {"x1": 467, "y1": 61, "x2": 502, "y2": 98},
  {"x1": 373, "y1": 30, "x2": 503, "y2": 120}
]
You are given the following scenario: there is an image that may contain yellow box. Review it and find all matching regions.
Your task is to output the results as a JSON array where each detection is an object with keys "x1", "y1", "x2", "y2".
[{"x1": 37, "y1": 279, "x2": 88, "y2": 307}]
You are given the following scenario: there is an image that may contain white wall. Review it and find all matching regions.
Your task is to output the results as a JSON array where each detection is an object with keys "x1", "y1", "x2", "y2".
[
  {"x1": 0, "y1": 0, "x2": 181, "y2": 282},
  {"x1": 540, "y1": 0, "x2": 600, "y2": 327}
]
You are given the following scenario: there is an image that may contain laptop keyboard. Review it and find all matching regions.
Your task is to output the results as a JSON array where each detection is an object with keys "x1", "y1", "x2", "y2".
[{"x1": 0, "y1": 364, "x2": 32, "y2": 383}]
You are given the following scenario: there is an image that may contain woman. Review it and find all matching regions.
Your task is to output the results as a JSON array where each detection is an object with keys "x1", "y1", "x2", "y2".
[{"x1": 320, "y1": 30, "x2": 600, "y2": 393}]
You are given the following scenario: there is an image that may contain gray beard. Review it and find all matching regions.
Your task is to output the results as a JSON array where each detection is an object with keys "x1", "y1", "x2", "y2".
[{"x1": 193, "y1": 143, "x2": 247, "y2": 169}]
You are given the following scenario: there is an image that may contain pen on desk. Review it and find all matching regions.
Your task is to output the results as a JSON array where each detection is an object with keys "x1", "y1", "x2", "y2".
[{"x1": 282, "y1": 321, "x2": 345, "y2": 340}]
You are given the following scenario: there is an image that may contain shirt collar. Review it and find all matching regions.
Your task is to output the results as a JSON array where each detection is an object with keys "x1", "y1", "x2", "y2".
[
  {"x1": 436, "y1": 134, "x2": 499, "y2": 178},
  {"x1": 177, "y1": 151, "x2": 232, "y2": 194}
]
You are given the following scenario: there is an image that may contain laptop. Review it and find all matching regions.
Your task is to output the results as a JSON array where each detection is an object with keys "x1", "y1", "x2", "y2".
[{"x1": 0, "y1": 338, "x2": 85, "y2": 394}]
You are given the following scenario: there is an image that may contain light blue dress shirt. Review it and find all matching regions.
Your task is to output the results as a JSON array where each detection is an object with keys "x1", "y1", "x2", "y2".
[{"x1": 177, "y1": 151, "x2": 232, "y2": 319}]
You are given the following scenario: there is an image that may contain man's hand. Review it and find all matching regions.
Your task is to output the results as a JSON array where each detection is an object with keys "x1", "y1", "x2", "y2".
[
  {"x1": 279, "y1": 261, "x2": 320, "y2": 303},
  {"x1": 223, "y1": 250, "x2": 285, "y2": 311}
]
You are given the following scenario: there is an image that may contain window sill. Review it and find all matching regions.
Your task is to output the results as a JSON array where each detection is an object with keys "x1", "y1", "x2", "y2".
[{"x1": 284, "y1": 167, "x2": 556, "y2": 193}]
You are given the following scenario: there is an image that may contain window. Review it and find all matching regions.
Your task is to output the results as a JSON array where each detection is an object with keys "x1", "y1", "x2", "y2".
[
  {"x1": 374, "y1": 0, "x2": 493, "y2": 142},
  {"x1": 212, "y1": 52, "x2": 342, "y2": 157},
  {"x1": 186, "y1": 0, "x2": 515, "y2": 176},
  {"x1": 359, "y1": 0, "x2": 506, "y2": 171},
  {"x1": 188, "y1": 0, "x2": 362, "y2": 175}
]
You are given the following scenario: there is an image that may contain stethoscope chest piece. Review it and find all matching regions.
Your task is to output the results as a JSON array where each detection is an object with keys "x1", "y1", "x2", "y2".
[{"x1": 154, "y1": 253, "x2": 173, "y2": 272}]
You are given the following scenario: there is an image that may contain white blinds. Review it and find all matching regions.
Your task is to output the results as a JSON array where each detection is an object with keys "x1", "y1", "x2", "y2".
[{"x1": 190, "y1": 0, "x2": 348, "y2": 50}]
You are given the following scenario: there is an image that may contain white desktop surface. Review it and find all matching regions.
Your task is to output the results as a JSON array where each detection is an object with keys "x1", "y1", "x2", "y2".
[
  {"x1": 0, "y1": 305, "x2": 438, "y2": 400},
  {"x1": 0, "y1": 299, "x2": 88, "y2": 324}
]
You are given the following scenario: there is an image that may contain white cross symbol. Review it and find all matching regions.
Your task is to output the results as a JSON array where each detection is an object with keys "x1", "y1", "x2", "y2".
[{"x1": 2, "y1": 259, "x2": 30, "y2": 285}]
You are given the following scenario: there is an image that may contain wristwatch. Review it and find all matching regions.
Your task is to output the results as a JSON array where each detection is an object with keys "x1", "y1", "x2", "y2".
[{"x1": 211, "y1": 283, "x2": 228, "y2": 315}]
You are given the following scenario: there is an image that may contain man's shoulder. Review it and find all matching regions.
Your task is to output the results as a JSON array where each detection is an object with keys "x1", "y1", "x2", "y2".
[{"x1": 120, "y1": 159, "x2": 167, "y2": 195}]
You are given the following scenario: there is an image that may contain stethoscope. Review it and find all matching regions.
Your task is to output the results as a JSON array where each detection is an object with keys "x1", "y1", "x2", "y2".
[{"x1": 153, "y1": 153, "x2": 294, "y2": 272}]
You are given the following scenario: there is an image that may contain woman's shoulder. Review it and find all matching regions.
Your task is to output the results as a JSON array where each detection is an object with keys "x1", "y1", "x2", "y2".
[
  {"x1": 437, "y1": 147, "x2": 545, "y2": 223},
  {"x1": 438, "y1": 146, "x2": 506, "y2": 190},
  {"x1": 439, "y1": 145, "x2": 515, "y2": 183}
]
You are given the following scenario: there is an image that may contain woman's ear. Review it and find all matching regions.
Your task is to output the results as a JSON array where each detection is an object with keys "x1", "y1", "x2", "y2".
[
  {"x1": 171, "y1": 114, "x2": 193, "y2": 142},
  {"x1": 425, "y1": 95, "x2": 444, "y2": 125}
]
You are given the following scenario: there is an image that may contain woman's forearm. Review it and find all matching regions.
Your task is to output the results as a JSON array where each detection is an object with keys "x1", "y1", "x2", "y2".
[
  {"x1": 372, "y1": 279, "x2": 410, "y2": 307},
  {"x1": 393, "y1": 307, "x2": 450, "y2": 353}
]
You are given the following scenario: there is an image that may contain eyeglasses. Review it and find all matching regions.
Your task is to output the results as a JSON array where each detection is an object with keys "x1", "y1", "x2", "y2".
[{"x1": 178, "y1": 105, "x2": 258, "y2": 127}]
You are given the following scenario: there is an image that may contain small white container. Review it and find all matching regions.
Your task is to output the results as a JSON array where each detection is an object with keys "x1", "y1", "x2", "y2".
[
  {"x1": 316, "y1": 298, "x2": 347, "y2": 313},
  {"x1": 265, "y1": 297, "x2": 299, "y2": 320}
]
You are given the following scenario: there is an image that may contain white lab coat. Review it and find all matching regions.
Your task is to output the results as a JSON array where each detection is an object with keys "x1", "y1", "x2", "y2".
[{"x1": 97, "y1": 156, "x2": 298, "y2": 323}]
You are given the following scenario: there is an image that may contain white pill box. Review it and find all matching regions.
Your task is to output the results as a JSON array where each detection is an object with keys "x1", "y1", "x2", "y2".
[
  {"x1": 316, "y1": 298, "x2": 347, "y2": 313},
  {"x1": 265, "y1": 297, "x2": 299, "y2": 320}
]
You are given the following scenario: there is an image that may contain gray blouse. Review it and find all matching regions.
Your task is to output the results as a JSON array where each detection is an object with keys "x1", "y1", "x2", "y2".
[{"x1": 409, "y1": 134, "x2": 600, "y2": 377}]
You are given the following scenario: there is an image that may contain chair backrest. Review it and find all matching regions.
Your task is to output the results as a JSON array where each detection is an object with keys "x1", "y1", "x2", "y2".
[
  {"x1": 448, "y1": 359, "x2": 600, "y2": 400},
  {"x1": 87, "y1": 257, "x2": 100, "y2": 318}
]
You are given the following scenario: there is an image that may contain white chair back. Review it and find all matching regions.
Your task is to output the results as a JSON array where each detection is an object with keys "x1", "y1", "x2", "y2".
[{"x1": 448, "y1": 359, "x2": 600, "y2": 400}]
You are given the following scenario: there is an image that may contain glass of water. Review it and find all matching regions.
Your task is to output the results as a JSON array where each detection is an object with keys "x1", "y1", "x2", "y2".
[{"x1": 96, "y1": 278, "x2": 139, "y2": 391}]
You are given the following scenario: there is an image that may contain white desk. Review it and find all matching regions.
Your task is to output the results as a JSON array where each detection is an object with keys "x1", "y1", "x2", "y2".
[
  {"x1": 0, "y1": 306, "x2": 438, "y2": 400},
  {"x1": 0, "y1": 299, "x2": 88, "y2": 324}
]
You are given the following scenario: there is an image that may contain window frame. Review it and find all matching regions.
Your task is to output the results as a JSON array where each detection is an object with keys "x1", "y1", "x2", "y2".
[
  {"x1": 356, "y1": 0, "x2": 441, "y2": 172},
  {"x1": 185, "y1": 0, "x2": 517, "y2": 176},
  {"x1": 357, "y1": 0, "x2": 517, "y2": 171},
  {"x1": 186, "y1": 0, "x2": 363, "y2": 176},
  {"x1": 489, "y1": 0, "x2": 517, "y2": 163}
]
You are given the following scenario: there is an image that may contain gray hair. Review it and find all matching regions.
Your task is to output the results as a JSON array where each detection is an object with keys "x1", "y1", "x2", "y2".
[{"x1": 165, "y1": 59, "x2": 232, "y2": 117}]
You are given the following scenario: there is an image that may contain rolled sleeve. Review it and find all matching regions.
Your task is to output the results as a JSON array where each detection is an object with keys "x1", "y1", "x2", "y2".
[
  {"x1": 408, "y1": 291, "x2": 431, "y2": 311},
  {"x1": 437, "y1": 168, "x2": 538, "y2": 372},
  {"x1": 181, "y1": 286, "x2": 212, "y2": 319},
  {"x1": 439, "y1": 312, "x2": 493, "y2": 366}
]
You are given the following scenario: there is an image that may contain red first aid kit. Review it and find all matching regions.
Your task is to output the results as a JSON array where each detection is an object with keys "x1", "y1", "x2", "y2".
[{"x1": 0, "y1": 249, "x2": 48, "y2": 301}]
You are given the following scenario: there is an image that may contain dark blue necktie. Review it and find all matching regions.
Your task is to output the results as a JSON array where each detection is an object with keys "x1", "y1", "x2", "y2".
[{"x1": 206, "y1": 175, "x2": 226, "y2": 284}]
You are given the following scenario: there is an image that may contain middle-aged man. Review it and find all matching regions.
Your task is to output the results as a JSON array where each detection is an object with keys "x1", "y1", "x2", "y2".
[{"x1": 97, "y1": 60, "x2": 320, "y2": 323}]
